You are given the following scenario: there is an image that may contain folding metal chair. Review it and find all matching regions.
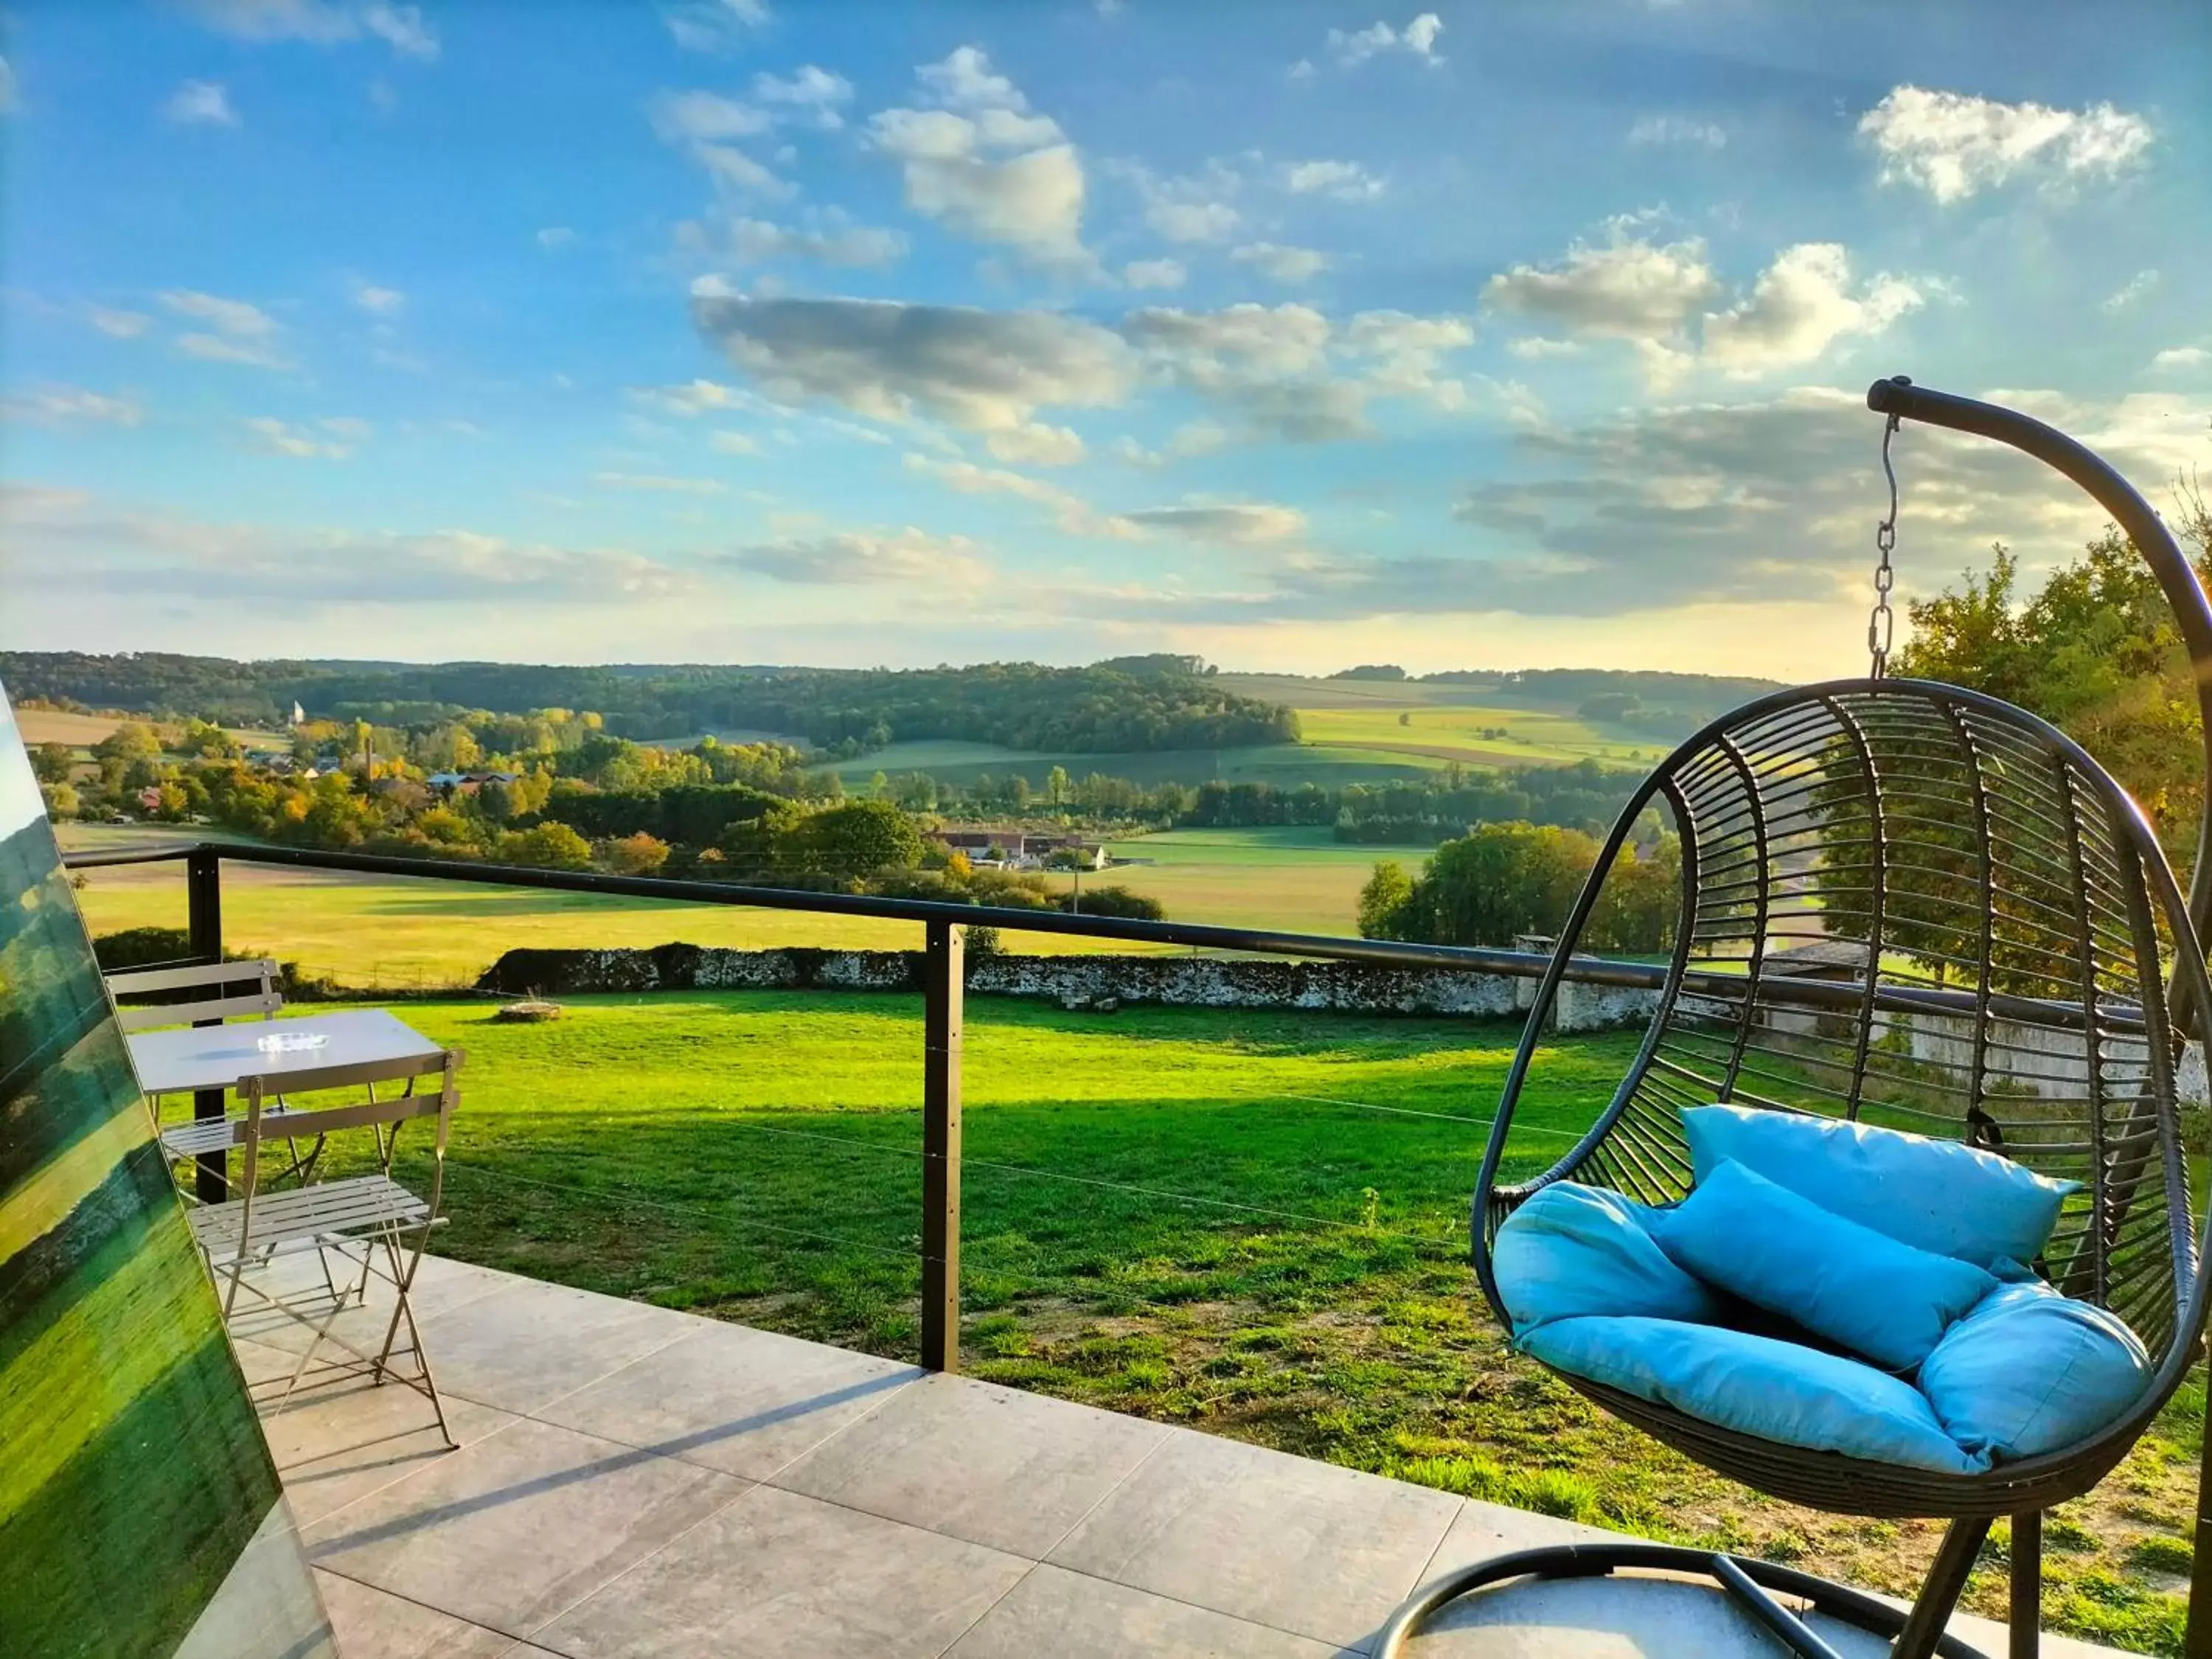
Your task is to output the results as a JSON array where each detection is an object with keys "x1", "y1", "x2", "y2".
[
  {"x1": 189, "y1": 1048, "x2": 464, "y2": 1448},
  {"x1": 105, "y1": 959, "x2": 331, "y2": 1190}
]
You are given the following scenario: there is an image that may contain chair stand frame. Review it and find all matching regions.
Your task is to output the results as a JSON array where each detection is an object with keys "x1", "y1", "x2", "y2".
[{"x1": 1374, "y1": 1537, "x2": 1996, "y2": 1659}]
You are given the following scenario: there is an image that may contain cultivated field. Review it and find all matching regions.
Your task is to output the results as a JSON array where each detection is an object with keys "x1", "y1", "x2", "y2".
[
  {"x1": 265, "y1": 991, "x2": 2198, "y2": 1656},
  {"x1": 58, "y1": 822, "x2": 1391, "y2": 985},
  {"x1": 833, "y1": 737, "x2": 1437, "y2": 790},
  {"x1": 17, "y1": 706, "x2": 291, "y2": 757}
]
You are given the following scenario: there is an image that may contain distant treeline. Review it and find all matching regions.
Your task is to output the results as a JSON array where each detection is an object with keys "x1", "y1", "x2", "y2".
[
  {"x1": 1, "y1": 652, "x2": 1294, "y2": 756},
  {"x1": 883, "y1": 759, "x2": 1642, "y2": 843}
]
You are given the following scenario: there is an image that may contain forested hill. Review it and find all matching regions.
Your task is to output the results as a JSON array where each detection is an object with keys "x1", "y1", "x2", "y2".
[{"x1": 0, "y1": 653, "x2": 1298, "y2": 754}]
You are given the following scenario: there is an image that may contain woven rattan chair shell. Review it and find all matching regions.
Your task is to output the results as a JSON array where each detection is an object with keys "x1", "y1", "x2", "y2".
[{"x1": 1471, "y1": 678, "x2": 2212, "y2": 1523}]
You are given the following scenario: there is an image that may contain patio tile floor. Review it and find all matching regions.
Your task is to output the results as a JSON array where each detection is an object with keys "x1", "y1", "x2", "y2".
[{"x1": 248, "y1": 1256, "x2": 2124, "y2": 1658}]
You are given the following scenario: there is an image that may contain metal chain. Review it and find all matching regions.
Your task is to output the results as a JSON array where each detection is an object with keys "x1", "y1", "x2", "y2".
[{"x1": 1868, "y1": 411, "x2": 1901, "y2": 678}]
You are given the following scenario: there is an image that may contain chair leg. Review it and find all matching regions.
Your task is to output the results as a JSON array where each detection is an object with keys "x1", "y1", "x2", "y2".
[
  {"x1": 1891, "y1": 1517, "x2": 1991, "y2": 1659},
  {"x1": 2008, "y1": 1512, "x2": 2040, "y2": 1659}
]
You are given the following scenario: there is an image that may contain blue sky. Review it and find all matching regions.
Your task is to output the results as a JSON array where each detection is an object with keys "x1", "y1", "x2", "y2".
[{"x1": 2, "y1": 0, "x2": 2208, "y2": 677}]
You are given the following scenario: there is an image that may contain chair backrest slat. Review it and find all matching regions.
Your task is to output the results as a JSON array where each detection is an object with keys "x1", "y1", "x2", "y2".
[
  {"x1": 115, "y1": 990, "x2": 284, "y2": 1032},
  {"x1": 105, "y1": 959, "x2": 280, "y2": 997}
]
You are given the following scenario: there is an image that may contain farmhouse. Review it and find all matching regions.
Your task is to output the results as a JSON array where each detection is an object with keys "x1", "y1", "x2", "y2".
[{"x1": 929, "y1": 826, "x2": 1107, "y2": 869}]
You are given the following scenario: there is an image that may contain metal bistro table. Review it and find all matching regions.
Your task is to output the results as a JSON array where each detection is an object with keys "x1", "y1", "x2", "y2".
[
  {"x1": 127, "y1": 1007, "x2": 447, "y2": 1098},
  {"x1": 130, "y1": 1008, "x2": 449, "y2": 1197}
]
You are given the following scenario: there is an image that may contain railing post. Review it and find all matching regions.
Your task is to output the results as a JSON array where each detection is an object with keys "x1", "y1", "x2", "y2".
[
  {"x1": 920, "y1": 920, "x2": 963, "y2": 1372},
  {"x1": 186, "y1": 847, "x2": 227, "y2": 1203}
]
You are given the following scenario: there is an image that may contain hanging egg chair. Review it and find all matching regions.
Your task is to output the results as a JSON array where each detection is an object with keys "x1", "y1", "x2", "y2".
[{"x1": 1379, "y1": 380, "x2": 2212, "y2": 1659}]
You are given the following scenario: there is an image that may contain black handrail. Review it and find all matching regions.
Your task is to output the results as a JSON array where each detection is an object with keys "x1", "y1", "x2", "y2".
[{"x1": 65, "y1": 839, "x2": 2152, "y2": 1031}]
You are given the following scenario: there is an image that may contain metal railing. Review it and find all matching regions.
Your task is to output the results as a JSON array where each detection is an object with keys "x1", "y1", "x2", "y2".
[{"x1": 65, "y1": 837, "x2": 2014, "y2": 1374}]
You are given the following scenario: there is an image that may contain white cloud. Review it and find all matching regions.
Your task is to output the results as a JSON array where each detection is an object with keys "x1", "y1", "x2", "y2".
[
  {"x1": 1858, "y1": 85, "x2": 2153, "y2": 205},
  {"x1": 752, "y1": 65, "x2": 853, "y2": 128},
  {"x1": 86, "y1": 307, "x2": 152, "y2": 338},
  {"x1": 162, "y1": 289, "x2": 289, "y2": 369},
  {"x1": 319, "y1": 416, "x2": 372, "y2": 440},
  {"x1": 354, "y1": 283, "x2": 405, "y2": 315},
  {"x1": 694, "y1": 292, "x2": 1134, "y2": 439},
  {"x1": 245, "y1": 416, "x2": 349, "y2": 458},
  {"x1": 1115, "y1": 422, "x2": 1228, "y2": 467},
  {"x1": 694, "y1": 144, "x2": 793, "y2": 198},
  {"x1": 663, "y1": 0, "x2": 771, "y2": 54},
  {"x1": 1485, "y1": 234, "x2": 1918, "y2": 384},
  {"x1": 649, "y1": 90, "x2": 772, "y2": 144},
  {"x1": 986, "y1": 422, "x2": 1085, "y2": 466},
  {"x1": 178, "y1": 334, "x2": 288, "y2": 367},
  {"x1": 2, "y1": 484, "x2": 683, "y2": 612},
  {"x1": 1122, "y1": 301, "x2": 1472, "y2": 441},
  {"x1": 1441, "y1": 385, "x2": 2212, "y2": 619},
  {"x1": 164, "y1": 80, "x2": 239, "y2": 126},
  {"x1": 1484, "y1": 236, "x2": 1719, "y2": 341},
  {"x1": 1148, "y1": 198, "x2": 1239, "y2": 243},
  {"x1": 181, "y1": 0, "x2": 438, "y2": 58},
  {"x1": 1232, "y1": 243, "x2": 1329, "y2": 284},
  {"x1": 1121, "y1": 502, "x2": 1307, "y2": 543},
  {"x1": 1506, "y1": 337, "x2": 1585, "y2": 360},
  {"x1": 1627, "y1": 114, "x2": 1725, "y2": 150},
  {"x1": 905, "y1": 453, "x2": 1135, "y2": 538},
  {"x1": 868, "y1": 48, "x2": 1091, "y2": 268},
  {"x1": 537, "y1": 226, "x2": 576, "y2": 250},
  {"x1": 161, "y1": 289, "x2": 279, "y2": 338},
  {"x1": 710, "y1": 430, "x2": 762, "y2": 454},
  {"x1": 709, "y1": 212, "x2": 907, "y2": 268},
  {"x1": 1284, "y1": 159, "x2": 1385, "y2": 201},
  {"x1": 3, "y1": 386, "x2": 144, "y2": 426},
  {"x1": 2102, "y1": 269, "x2": 2159, "y2": 313},
  {"x1": 1699, "y1": 243, "x2": 1924, "y2": 378},
  {"x1": 1123, "y1": 259, "x2": 1186, "y2": 290},
  {"x1": 726, "y1": 526, "x2": 990, "y2": 585},
  {"x1": 632, "y1": 378, "x2": 746, "y2": 416},
  {"x1": 2150, "y1": 346, "x2": 2209, "y2": 373},
  {"x1": 595, "y1": 472, "x2": 729, "y2": 494},
  {"x1": 1325, "y1": 13, "x2": 1444, "y2": 68}
]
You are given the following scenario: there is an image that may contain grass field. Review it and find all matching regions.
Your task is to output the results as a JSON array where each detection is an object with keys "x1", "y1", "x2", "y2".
[
  {"x1": 1298, "y1": 704, "x2": 1664, "y2": 768},
  {"x1": 272, "y1": 991, "x2": 2199, "y2": 1655},
  {"x1": 57, "y1": 822, "x2": 1396, "y2": 985},
  {"x1": 1097, "y1": 826, "x2": 1382, "y2": 934},
  {"x1": 832, "y1": 737, "x2": 1439, "y2": 790},
  {"x1": 16, "y1": 707, "x2": 288, "y2": 755}
]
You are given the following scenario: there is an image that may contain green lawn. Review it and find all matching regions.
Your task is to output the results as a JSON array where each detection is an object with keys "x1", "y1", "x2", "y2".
[
  {"x1": 272, "y1": 992, "x2": 2199, "y2": 1655},
  {"x1": 1098, "y1": 826, "x2": 1383, "y2": 935}
]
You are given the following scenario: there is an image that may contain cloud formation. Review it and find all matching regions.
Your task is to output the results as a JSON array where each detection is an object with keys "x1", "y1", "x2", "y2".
[
  {"x1": 726, "y1": 526, "x2": 989, "y2": 585},
  {"x1": 868, "y1": 47, "x2": 1091, "y2": 269},
  {"x1": 164, "y1": 80, "x2": 239, "y2": 126},
  {"x1": 1858, "y1": 86, "x2": 2153, "y2": 204},
  {"x1": 1325, "y1": 13, "x2": 1444, "y2": 69},
  {"x1": 181, "y1": 0, "x2": 438, "y2": 58},
  {"x1": 162, "y1": 288, "x2": 290, "y2": 369},
  {"x1": 1484, "y1": 234, "x2": 1919, "y2": 384},
  {"x1": 693, "y1": 292, "x2": 1133, "y2": 455},
  {"x1": 1232, "y1": 243, "x2": 1329, "y2": 284},
  {"x1": 3, "y1": 386, "x2": 144, "y2": 426}
]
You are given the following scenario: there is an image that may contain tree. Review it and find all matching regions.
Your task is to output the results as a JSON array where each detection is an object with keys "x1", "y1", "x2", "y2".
[
  {"x1": 495, "y1": 821, "x2": 594, "y2": 870},
  {"x1": 1046, "y1": 765, "x2": 1071, "y2": 806},
  {"x1": 39, "y1": 780, "x2": 80, "y2": 819},
  {"x1": 180, "y1": 717, "x2": 238, "y2": 759},
  {"x1": 29, "y1": 742, "x2": 74, "y2": 784},
  {"x1": 94, "y1": 721, "x2": 161, "y2": 765},
  {"x1": 797, "y1": 800, "x2": 924, "y2": 877},
  {"x1": 1357, "y1": 860, "x2": 1416, "y2": 939},
  {"x1": 603, "y1": 831, "x2": 671, "y2": 875}
]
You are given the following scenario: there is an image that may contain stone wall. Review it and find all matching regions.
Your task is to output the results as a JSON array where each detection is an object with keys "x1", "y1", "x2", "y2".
[{"x1": 475, "y1": 944, "x2": 1660, "y2": 1033}]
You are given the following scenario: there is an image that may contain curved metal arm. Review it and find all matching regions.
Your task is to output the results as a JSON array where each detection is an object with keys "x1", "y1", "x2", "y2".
[{"x1": 1865, "y1": 376, "x2": 2212, "y2": 939}]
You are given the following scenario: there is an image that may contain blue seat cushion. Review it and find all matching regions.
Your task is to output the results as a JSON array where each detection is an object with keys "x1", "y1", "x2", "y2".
[
  {"x1": 1919, "y1": 1279, "x2": 2152, "y2": 1459},
  {"x1": 1492, "y1": 1181, "x2": 1723, "y2": 1336},
  {"x1": 1681, "y1": 1104, "x2": 2076, "y2": 1270},
  {"x1": 1520, "y1": 1315, "x2": 1989, "y2": 1475},
  {"x1": 1651, "y1": 1158, "x2": 1993, "y2": 1371}
]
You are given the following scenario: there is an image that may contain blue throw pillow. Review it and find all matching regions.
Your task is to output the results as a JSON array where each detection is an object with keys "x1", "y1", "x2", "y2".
[
  {"x1": 1652, "y1": 1158, "x2": 1993, "y2": 1371},
  {"x1": 1919, "y1": 1279, "x2": 2152, "y2": 1460},
  {"x1": 1492, "y1": 1181, "x2": 1723, "y2": 1336},
  {"x1": 1682, "y1": 1104, "x2": 2076, "y2": 1270},
  {"x1": 1520, "y1": 1315, "x2": 1989, "y2": 1475}
]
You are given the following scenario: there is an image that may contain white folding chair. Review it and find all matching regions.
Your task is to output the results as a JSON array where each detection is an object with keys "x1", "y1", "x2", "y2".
[{"x1": 189, "y1": 1048, "x2": 464, "y2": 1447}]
